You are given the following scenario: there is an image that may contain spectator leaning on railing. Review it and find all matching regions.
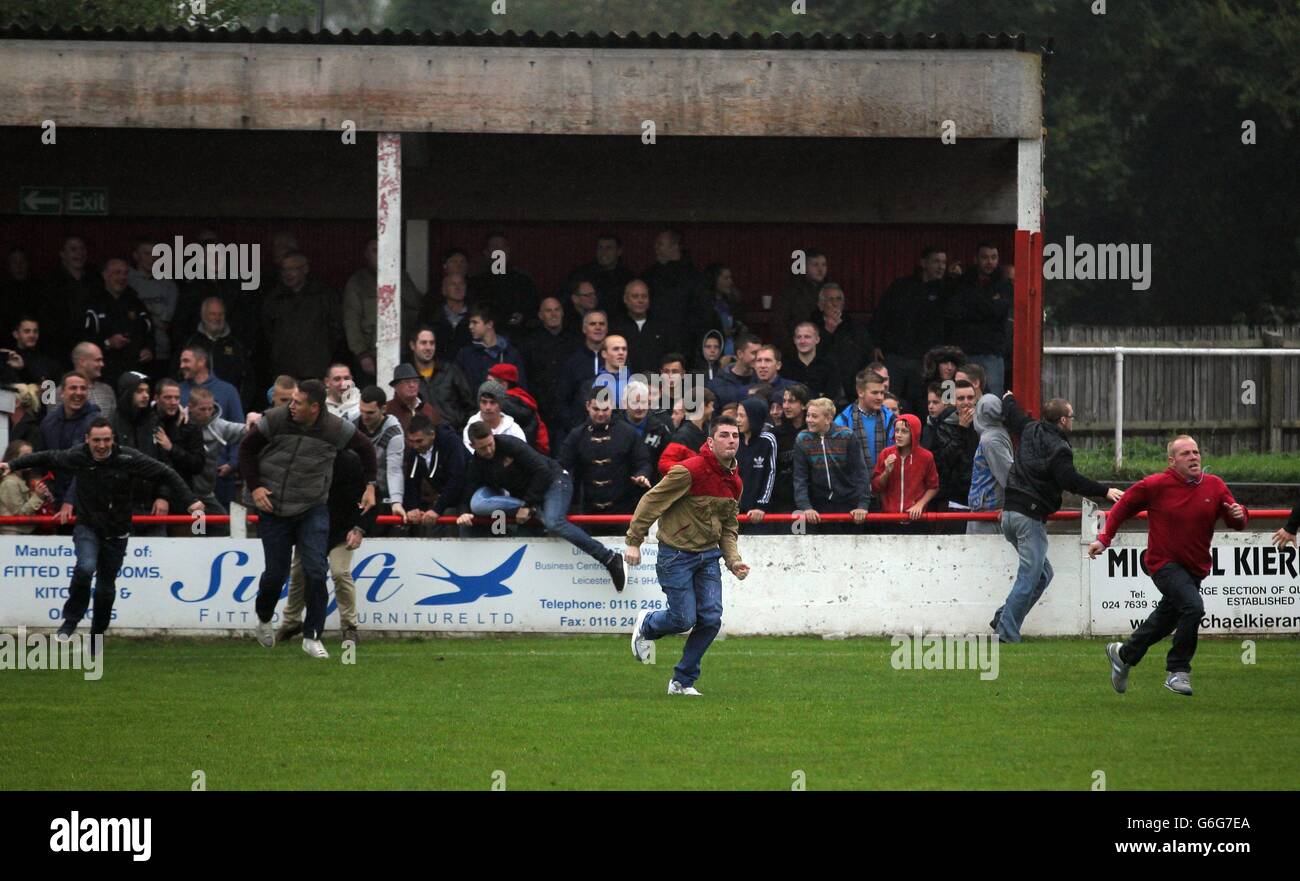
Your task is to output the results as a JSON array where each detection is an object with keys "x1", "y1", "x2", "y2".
[
  {"x1": 967, "y1": 393, "x2": 1013, "y2": 535},
  {"x1": 792, "y1": 396, "x2": 870, "y2": 532},
  {"x1": 401, "y1": 412, "x2": 466, "y2": 536},
  {"x1": 870, "y1": 413, "x2": 938, "y2": 532}
]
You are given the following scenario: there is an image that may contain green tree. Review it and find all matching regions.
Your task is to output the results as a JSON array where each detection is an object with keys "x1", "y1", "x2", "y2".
[{"x1": 0, "y1": 0, "x2": 313, "y2": 29}]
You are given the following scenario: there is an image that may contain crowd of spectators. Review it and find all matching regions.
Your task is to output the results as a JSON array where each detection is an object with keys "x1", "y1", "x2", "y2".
[{"x1": 0, "y1": 228, "x2": 1015, "y2": 535}]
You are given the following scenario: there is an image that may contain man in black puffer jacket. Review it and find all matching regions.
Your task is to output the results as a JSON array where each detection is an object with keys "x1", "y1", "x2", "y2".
[
  {"x1": 992, "y1": 393, "x2": 1123, "y2": 642},
  {"x1": 558, "y1": 388, "x2": 652, "y2": 518},
  {"x1": 0, "y1": 417, "x2": 201, "y2": 640}
]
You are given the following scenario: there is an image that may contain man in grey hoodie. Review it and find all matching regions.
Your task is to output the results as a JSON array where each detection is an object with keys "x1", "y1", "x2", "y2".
[{"x1": 967, "y1": 393, "x2": 1014, "y2": 535}]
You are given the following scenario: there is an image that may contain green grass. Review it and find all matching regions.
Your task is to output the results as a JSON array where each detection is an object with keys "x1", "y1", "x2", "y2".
[
  {"x1": 1076, "y1": 440, "x2": 1300, "y2": 483},
  {"x1": 3, "y1": 636, "x2": 1298, "y2": 790}
]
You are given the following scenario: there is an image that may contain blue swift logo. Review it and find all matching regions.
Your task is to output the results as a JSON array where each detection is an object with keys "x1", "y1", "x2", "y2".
[{"x1": 414, "y1": 546, "x2": 527, "y2": 606}]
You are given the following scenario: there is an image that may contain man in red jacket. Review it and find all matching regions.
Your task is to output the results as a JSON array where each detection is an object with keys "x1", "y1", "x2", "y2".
[{"x1": 1089, "y1": 435, "x2": 1247, "y2": 696}]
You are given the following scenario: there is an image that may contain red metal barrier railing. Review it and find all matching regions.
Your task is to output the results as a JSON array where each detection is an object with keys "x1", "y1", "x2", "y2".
[{"x1": 0, "y1": 510, "x2": 1291, "y2": 526}]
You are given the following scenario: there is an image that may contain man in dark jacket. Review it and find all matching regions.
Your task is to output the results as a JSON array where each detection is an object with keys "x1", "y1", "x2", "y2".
[
  {"x1": 406, "y1": 326, "x2": 475, "y2": 431},
  {"x1": 565, "y1": 234, "x2": 636, "y2": 320},
  {"x1": 82, "y1": 258, "x2": 154, "y2": 387},
  {"x1": 259, "y1": 251, "x2": 343, "y2": 385},
  {"x1": 152, "y1": 378, "x2": 206, "y2": 488},
  {"x1": 1, "y1": 316, "x2": 63, "y2": 388},
  {"x1": 520, "y1": 296, "x2": 582, "y2": 433},
  {"x1": 110, "y1": 371, "x2": 168, "y2": 530},
  {"x1": 401, "y1": 413, "x2": 467, "y2": 536},
  {"x1": 556, "y1": 310, "x2": 611, "y2": 439},
  {"x1": 40, "y1": 372, "x2": 103, "y2": 510},
  {"x1": 868, "y1": 247, "x2": 951, "y2": 413},
  {"x1": 611, "y1": 280, "x2": 675, "y2": 377},
  {"x1": 467, "y1": 232, "x2": 540, "y2": 332},
  {"x1": 639, "y1": 229, "x2": 713, "y2": 356},
  {"x1": 992, "y1": 394, "x2": 1123, "y2": 643},
  {"x1": 276, "y1": 448, "x2": 380, "y2": 646},
  {"x1": 453, "y1": 305, "x2": 528, "y2": 392},
  {"x1": 945, "y1": 243, "x2": 1012, "y2": 395},
  {"x1": 0, "y1": 418, "x2": 202, "y2": 640},
  {"x1": 558, "y1": 388, "x2": 652, "y2": 517},
  {"x1": 931, "y1": 380, "x2": 980, "y2": 533},
  {"x1": 457, "y1": 423, "x2": 626, "y2": 590},
  {"x1": 239, "y1": 379, "x2": 376, "y2": 659},
  {"x1": 813, "y1": 283, "x2": 874, "y2": 406}
]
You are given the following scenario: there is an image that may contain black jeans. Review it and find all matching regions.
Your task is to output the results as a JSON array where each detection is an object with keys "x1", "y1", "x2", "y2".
[
  {"x1": 64, "y1": 524, "x2": 129, "y2": 635},
  {"x1": 1121, "y1": 562, "x2": 1205, "y2": 673}
]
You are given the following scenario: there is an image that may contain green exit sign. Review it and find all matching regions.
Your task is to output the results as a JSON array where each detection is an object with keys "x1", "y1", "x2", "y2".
[
  {"x1": 65, "y1": 188, "x2": 108, "y2": 215},
  {"x1": 19, "y1": 187, "x2": 61, "y2": 215}
]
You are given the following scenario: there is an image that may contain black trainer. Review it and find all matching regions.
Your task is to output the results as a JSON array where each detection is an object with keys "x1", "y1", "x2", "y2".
[{"x1": 605, "y1": 552, "x2": 626, "y2": 592}]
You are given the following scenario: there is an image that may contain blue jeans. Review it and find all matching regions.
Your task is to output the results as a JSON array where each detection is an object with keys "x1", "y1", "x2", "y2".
[
  {"x1": 64, "y1": 524, "x2": 129, "y2": 635},
  {"x1": 640, "y1": 546, "x2": 724, "y2": 687},
  {"x1": 968, "y1": 354, "x2": 1005, "y2": 396},
  {"x1": 995, "y1": 510, "x2": 1053, "y2": 642},
  {"x1": 472, "y1": 473, "x2": 611, "y2": 564},
  {"x1": 255, "y1": 504, "x2": 330, "y2": 639}
]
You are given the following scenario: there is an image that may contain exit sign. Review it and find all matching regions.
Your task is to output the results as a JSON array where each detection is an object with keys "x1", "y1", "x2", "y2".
[{"x1": 65, "y1": 188, "x2": 108, "y2": 215}]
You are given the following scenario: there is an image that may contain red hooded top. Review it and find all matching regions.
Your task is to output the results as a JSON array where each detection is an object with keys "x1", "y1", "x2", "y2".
[
  {"x1": 870, "y1": 413, "x2": 939, "y2": 513},
  {"x1": 488, "y1": 363, "x2": 550, "y2": 455}
]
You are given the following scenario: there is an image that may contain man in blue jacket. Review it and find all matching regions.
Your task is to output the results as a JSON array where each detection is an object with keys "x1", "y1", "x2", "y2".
[{"x1": 834, "y1": 369, "x2": 895, "y2": 500}]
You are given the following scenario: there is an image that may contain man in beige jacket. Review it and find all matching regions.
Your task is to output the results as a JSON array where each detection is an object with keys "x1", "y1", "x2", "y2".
[{"x1": 625, "y1": 416, "x2": 750, "y2": 695}]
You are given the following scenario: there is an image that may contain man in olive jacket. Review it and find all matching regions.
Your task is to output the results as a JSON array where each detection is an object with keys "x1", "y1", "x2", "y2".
[
  {"x1": 239, "y1": 379, "x2": 376, "y2": 659},
  {"x1": 625, "y1": 416, "x2": 751, "y2": 695}
]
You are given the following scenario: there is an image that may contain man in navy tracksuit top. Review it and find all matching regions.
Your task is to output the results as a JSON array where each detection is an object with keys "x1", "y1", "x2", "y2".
[{"x1": 1091, "y1": 435, "x2": 1247, "y2": 697}]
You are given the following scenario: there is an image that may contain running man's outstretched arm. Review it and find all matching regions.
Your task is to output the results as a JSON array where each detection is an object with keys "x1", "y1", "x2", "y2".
[{"x1": 1089, "y1": 477, "x2": 1148, "y2": 557}]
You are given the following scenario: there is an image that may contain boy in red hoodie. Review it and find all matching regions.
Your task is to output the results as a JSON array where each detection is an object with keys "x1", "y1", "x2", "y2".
[
  {"x1": 1090, "y1": 435, "x2": 1247, "y2": 697},
  {"x1": 870, "y1": 413, "x2": 938, "y2": 529}
]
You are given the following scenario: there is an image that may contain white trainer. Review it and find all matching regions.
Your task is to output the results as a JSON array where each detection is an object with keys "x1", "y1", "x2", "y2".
[
  {"x1": 667, "y1": 679, "x2": 701, "y2": 696},
  {"x1": 631, "y1": 610, "x2": 655, "y2": 665},
  {"x1": 302, "y1": 637, "x2": 329, "y2": 659},
  {"x1": 255, "y1": 620, "x2": 275, "y2": 648}
]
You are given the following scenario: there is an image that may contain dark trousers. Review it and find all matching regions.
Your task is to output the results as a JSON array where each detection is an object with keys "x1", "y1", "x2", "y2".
[
  {"x1": 254, "y1": 504, "x2": 330, "y2": 639},
  {"x1": 64, "y1": 524, "x2": 129, "y2": 635},
  {"x1": 1120, "y1": 562, "x2": 1205, "y2": 673}
]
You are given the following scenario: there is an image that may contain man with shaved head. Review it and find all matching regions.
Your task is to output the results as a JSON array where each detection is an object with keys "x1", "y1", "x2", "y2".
[
  {"x1": 83, "y1": 257, "x2": 154, "y2": 386},
  {"x1": 1092, "y1": 435, "x2": 1248, "y2": 697}
]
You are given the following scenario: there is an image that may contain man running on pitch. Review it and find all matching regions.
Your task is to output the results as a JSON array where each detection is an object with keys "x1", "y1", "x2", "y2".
[
  {"x1": 1090, "y1": 435, "x2": 1247, "y2": 696},
  {"x1": 0, "y1": 417, "x2": 203, "y2": 644},
  {"x1": 626, "y1": 416, "x2": 749, "y2": 695}
]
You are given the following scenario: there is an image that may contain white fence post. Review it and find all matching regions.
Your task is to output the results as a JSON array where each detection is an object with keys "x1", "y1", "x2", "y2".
[{"x1": 1113, "y1": 350, "x2": 1124, "y2": 472}]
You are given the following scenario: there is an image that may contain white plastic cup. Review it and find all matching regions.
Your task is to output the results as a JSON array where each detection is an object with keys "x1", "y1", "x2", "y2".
[{"x1": 761, "y1": 295, "x2": 773, "y2": 310}]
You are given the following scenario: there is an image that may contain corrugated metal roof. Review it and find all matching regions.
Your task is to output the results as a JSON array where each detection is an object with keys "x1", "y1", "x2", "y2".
[{"x1": 0, "y1": 26, "x2": 1029, "y2": 51}]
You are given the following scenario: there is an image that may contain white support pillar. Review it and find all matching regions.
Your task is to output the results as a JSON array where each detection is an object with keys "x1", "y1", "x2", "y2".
[
  {"x1": 1017, "y1": 138, "x2": 1044, "y2": 233},
  {"x1": 376, "y1": 133, "x2": 403, "y2": 387}
]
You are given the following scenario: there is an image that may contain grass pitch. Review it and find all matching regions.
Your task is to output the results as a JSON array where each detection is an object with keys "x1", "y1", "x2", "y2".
[{"x1": 2, "y1": 635, "x2": 1297, "y2": 790}]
